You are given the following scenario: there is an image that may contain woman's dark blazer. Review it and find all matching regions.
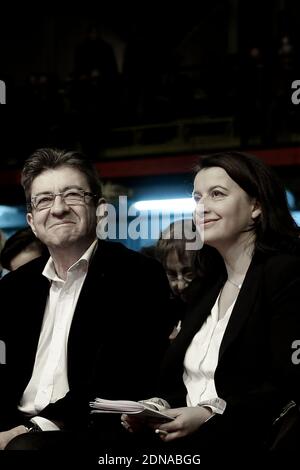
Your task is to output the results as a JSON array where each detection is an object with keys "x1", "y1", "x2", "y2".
[
  {"x1": 0, "y1": 240, "x2": 172, "y2": 431},
  {"x1": 160, "y1": 250, "x2": 300, "y2": 441}
]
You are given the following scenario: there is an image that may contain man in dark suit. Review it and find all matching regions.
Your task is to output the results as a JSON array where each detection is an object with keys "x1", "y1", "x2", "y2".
[{"x1": 0, "y1": 148, "x2": 171, "y2": 450}]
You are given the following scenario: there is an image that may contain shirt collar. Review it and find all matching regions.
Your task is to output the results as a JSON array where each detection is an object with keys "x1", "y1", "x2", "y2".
[{"x1": 42, "y1": 239, "x2": 98, "y2": 282}]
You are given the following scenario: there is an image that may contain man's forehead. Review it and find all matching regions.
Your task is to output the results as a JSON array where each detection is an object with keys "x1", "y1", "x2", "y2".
[{"x1": 31, "y1": 167, "x2": 88, "y2": 192}]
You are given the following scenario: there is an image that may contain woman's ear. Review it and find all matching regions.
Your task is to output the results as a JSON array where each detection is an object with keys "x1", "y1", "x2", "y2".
[{"x1": 251, "y1": 200, "x2": 262, "y2": 220}]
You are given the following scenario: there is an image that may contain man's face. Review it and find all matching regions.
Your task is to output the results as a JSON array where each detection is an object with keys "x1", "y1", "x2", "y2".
[
  {"x1": 165, "y1": 249, "x2": 195, "y2": 299},
  {"x1": 27, "y1": 166, "x2": 97, "y2": 252}
]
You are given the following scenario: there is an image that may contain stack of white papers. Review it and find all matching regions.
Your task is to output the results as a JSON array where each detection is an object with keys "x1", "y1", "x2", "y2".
[{"x1": 89, "y1": 398, "x2": 173, "y2": 421}]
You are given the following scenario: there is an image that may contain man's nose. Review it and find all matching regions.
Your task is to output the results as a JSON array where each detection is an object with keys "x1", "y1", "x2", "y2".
[
  {"x1": 50, "y1": 195, "x2": 69, "y2": 214},
  {"x1": 176, "y1": 278, "x2": 187, "y2": 292},
  {"x1": 171, "y1": 276, "x2": 187, "y2": 293}
]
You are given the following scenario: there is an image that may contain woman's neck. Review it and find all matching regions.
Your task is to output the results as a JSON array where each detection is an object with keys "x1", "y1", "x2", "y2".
[{"x1": 218, "y1": 238, "x2": 255, "y2": 282}]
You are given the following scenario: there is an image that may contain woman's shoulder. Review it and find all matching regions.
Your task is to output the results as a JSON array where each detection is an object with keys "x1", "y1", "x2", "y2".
[
  {"x1": 257, "y1": 252, "x2": 300, "y2": 306},
  {"x1": 264, "y1": 249, "x2": 300, "y2": 266},
  {"x1": 259, "y1": 249, "x2": 300, "y2": 287}
]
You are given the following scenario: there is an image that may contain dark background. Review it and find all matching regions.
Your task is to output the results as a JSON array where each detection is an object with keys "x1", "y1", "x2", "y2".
[{"x1": 1, "y1": 1, "x2": 300, "y2": 235}]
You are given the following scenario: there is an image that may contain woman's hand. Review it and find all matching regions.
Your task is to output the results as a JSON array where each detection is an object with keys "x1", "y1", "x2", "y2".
[
  {"x1": 120, "y1": 414, "x2": 164, "y2": 433},
  {"x1": 154, "y1": 406, "x2": 212, "y2": 442},
  {"x1": 120, "y1": 398, "x2": 171, "y2": 433},
  {"x1": 121, "y1": 413, "x2": 142, "y2": 433}
]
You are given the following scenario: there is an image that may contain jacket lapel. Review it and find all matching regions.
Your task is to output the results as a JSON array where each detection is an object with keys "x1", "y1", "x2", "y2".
[
  {"x1": 167, "y1": 252, "x2": 266, "y2": 368},
  {"x1": 68, "y1": 243, "x2": 107, "y2": 341},
  {"x1": 219, "y1": 253, "x2": 264, "y2": 358},
  {"x1": 166, "y1": 278, "x2": 224, "y2": 368},
  {"x1": 67, "y1": 242, "x2": 118, "y2": 366}
]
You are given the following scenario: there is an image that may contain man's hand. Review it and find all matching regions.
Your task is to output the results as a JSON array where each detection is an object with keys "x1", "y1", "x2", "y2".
[
  {"x1": 154, "y1": 406, "x2": 212, "y2": 442},
  {"x1": 0, "y1": 425, "x2": 27, "y2": 450}
]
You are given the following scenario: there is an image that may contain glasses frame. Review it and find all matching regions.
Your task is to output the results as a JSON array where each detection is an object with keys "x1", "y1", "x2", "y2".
[
  {"x1": 29, "y1": 189, "x2": 98, "y2": 211},
  {"x1": 166, "y1": 271, "x2": 195, "y2": 283}
]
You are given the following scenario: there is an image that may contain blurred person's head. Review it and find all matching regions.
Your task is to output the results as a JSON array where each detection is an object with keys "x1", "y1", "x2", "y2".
[
  {"x1": 156, "y1": 220, "x2": 200, "y2": 300},
  {"x1": 0, "y1": 228, "x2": 46, "y2": 271}
]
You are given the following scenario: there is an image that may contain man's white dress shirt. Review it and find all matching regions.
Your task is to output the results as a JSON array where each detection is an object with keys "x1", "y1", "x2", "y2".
[{"x1": 18, "y1": 240, "x2": 97, "y2": 430}]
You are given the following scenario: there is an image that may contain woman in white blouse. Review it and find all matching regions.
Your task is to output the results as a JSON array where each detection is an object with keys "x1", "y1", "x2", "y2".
[{"x1": 122, "y1": 152, "x2": 300, "y2": 459}]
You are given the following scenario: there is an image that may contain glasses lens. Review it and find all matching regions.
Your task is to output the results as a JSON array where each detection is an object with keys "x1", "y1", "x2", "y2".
[
  {"x1": 63, "y1": 190, "x2": 85, "y2": 205},
  {"x1": 167, "y1": 271, "x2": 194, "y2": 283},
  {"x1": 33, "y1": 190, "x2": 86, "y2": 210},
  {"x1": 183, "y1": 272, "x2": 194, "y2": 282},
  {"x1": 34, "y1": 194, "x2": 54, "y2": 210}
]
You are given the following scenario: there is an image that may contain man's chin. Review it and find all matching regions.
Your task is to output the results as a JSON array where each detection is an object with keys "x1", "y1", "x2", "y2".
[{"x1": 47, "y1": 236, "x2": 75, "y2": 249}]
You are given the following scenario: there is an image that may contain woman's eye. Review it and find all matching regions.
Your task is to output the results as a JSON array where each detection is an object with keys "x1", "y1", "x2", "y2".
[{"x1": 211, "y1": 190, "x2": 224, "y2": 198}]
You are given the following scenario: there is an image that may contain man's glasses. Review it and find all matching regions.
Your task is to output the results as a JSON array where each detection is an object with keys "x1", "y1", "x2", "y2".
[
  {"x1": 166, "y1": 271, "x2": 195, "y2": 283},
  {"x1": 30, "y1": 189, "x2": 97, "y2": 211}
]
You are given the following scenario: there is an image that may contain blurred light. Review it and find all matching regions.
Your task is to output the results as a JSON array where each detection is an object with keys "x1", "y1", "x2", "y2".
[
  {"x1": 132, "y1": 198, "x2": 195, "y2": 213},
  {"x1": 0, "y1": 205, "x2": 19, "y2": 217},
  {"x1": 286, "y1": 190, "x2": 295, "y2": 209},
  {"x1": 291, "y1": 211, "x2": 300, "y2": 226},
  {"x1": 0, "y1": 205, "x2": 26, "y2": 230}
]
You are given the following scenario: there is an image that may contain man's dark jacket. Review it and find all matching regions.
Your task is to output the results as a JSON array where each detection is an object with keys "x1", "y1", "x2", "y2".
[{"x1": 0, "y1": 240, "x2": 172, "y2": 431}]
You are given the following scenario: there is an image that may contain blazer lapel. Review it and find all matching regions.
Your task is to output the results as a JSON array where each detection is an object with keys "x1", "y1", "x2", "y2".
[
  {"x1": 17, "y1": 262, "x2": 50, "y2": 389},
  {"x1": 219, "y1": 253, "x2": 264, "y2": 359},
  {"x1": 67, "y1": 241, "x2": 118, "y2": 363},
  {"x1": 166, "y1": 278, "x2": 224, "y2": 368},
  {"x1": 163, "y1": 252, "x2": 267, "y2": 387},
  {"x1": 68, "y1": 244, "x2": 107, "y2": 339}
]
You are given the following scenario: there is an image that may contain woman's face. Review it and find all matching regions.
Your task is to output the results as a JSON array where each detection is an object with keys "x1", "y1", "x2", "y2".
[{"x1": 193, "y1": 167, "x2": 261, "y2": 250}]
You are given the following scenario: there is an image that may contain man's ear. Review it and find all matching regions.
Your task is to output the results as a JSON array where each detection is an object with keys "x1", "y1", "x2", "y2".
[
  {"x1": 251, "y1": 200, "x2": 262, "y2": 220},
  {"x1": 26, "y1": 212, "x2": 37, "y2": 236}
]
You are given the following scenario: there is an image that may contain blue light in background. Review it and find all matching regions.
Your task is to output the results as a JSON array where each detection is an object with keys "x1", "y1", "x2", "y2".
[
  {"x1": 291, "y1": 211, "x2": 300, "y2": 225},
  {"x1": 0, "y1": 205, "x2": 27, "y2": 238}
]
